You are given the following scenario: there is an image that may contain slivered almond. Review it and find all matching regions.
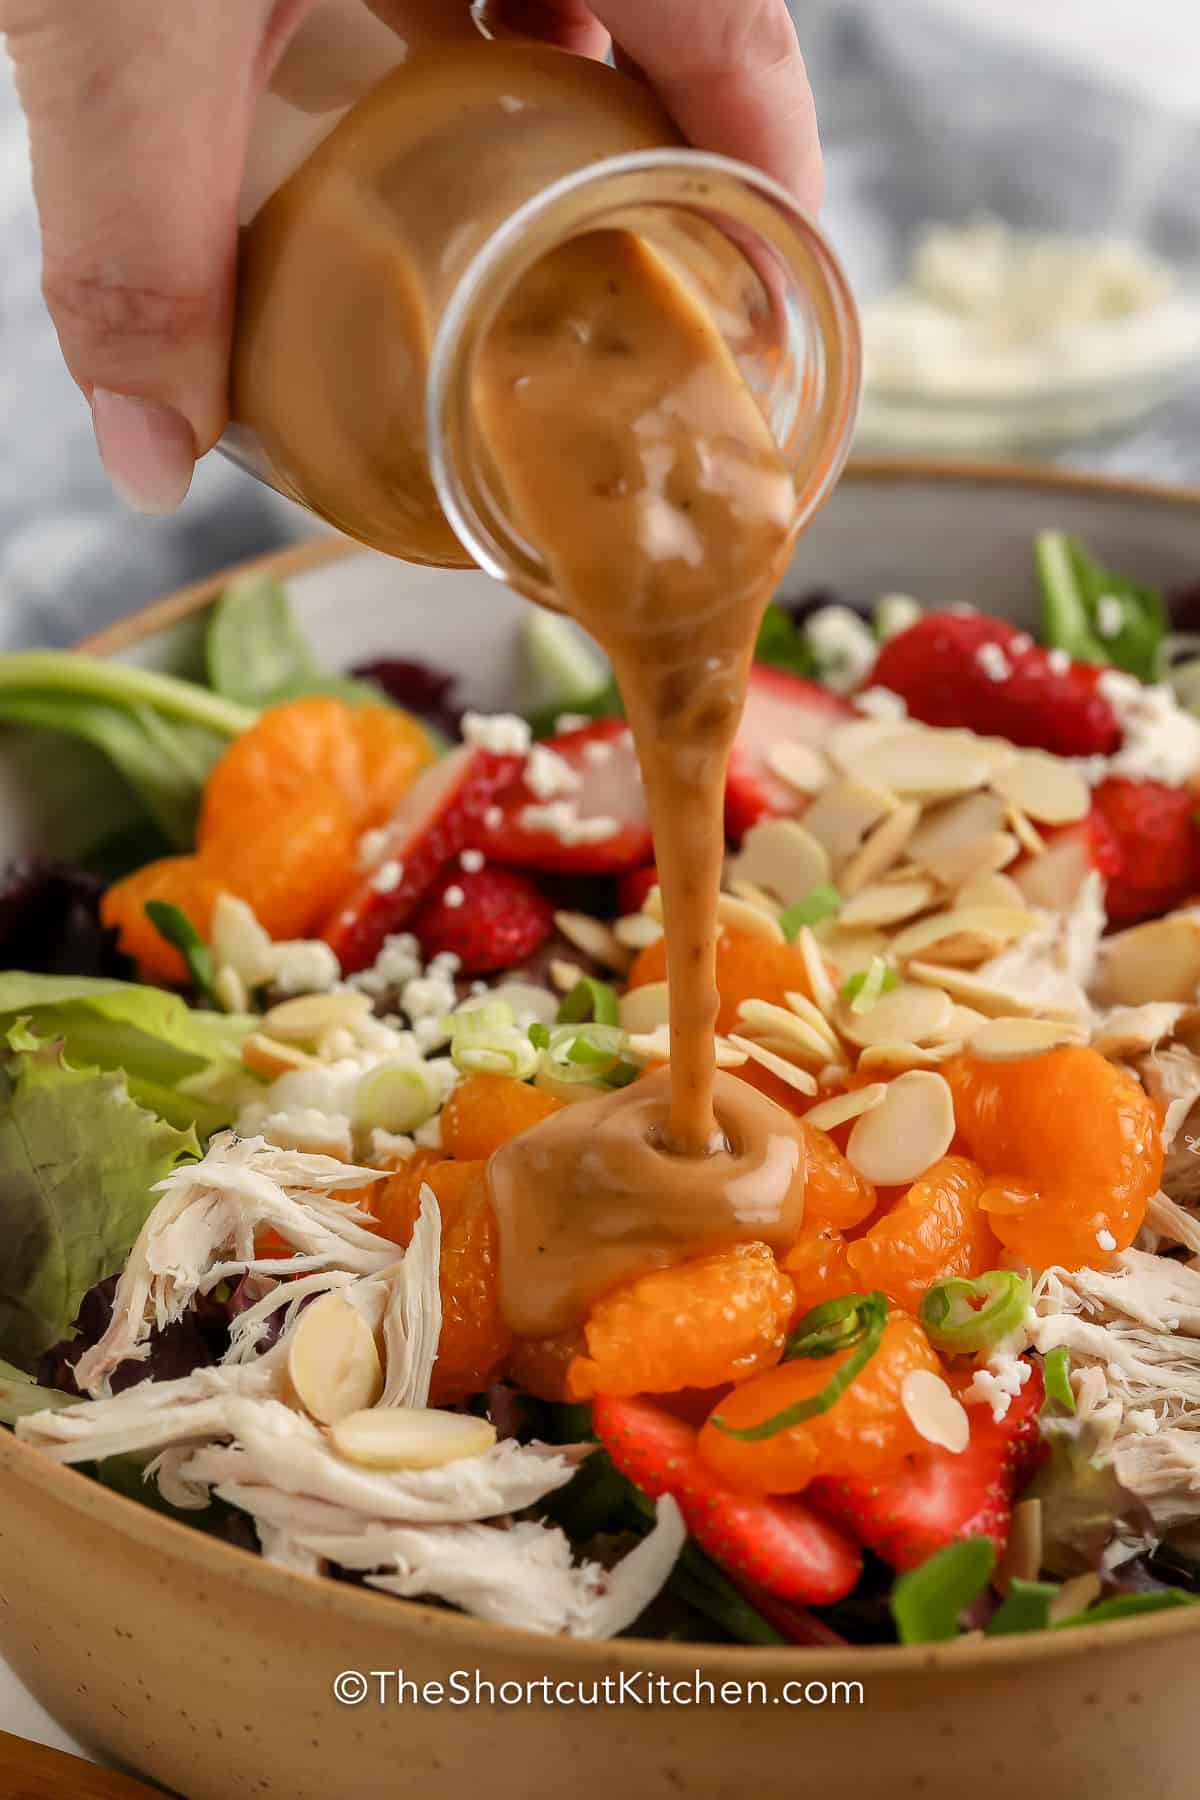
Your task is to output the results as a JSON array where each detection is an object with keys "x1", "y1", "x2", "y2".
[
  {"x1": 736, "y1": 999, "x2": 839, "y2": 1068},
  {"x1": 839, "y1": 802, "x2": 921, "y2": 892},
  {"x1": 626, "y1": 1027, "x2": 749, "y2": 1068},
  {"x1": 995, "y1": 1498, "x2": 1044, "y2": 1593},
  {"x1": 954, "y1": 868, "x2": 1025, "y2": 909},
  {"x1": 843, "y1": 731, "x2": 994, "y2": 799},
  {"x1": 331, "y1": 1407, "x2": 497, "y2": 1471},
  {"x1": 846, "y1": 1069, "x2": 955, "y2": 1185},
  {"x1": 767, "y1": 741, "x2": 830, "y2": 794},
  {"x1": 287, "y1": 1293, "x2": 383, "y2": 1425},
  {"x1": 242, "y1": 1033, "x2": 315, "y2": 1077},
  {"x1": 784, "y1": 991, "x2": 844, "y2": 1056},
  {"x1": 619, "y1": 981, "x2": 670, "y2": 1035},
  {"x1": 906, "y1": 960, "x2": 1082, "y2": 1022},
  {"x1": 933, "y1": 1004, "x2": 990, "y2": 1043},
  {"x1": 727, "y1": 876, "x2": 784, "y2": 919},
  {"x1": 924, "y1": 832, "x2": 1020, "y2": 890},
  {"x1": 802, "y1": 777, "x2": 897, "y2": 862},
  {"x1": 1090, "y1": 1003, "x2": 1185, "y2": 1059},
  {"x1": 554, "y1": 911, "x2": 631, "y2": 972},
  {"x1": 729, "y1": 819, "x2": 831, "y2": 907},
  {"x1": 214, "y1": 964, "x2": 248, "y2": 1016},
  {"x1": 727, "y1": 1035, "x2": 818, "y2": 1095},
  {"x1": 1005, "y1": 805, "x2": 1046, "y2": 858},
  {"x1": 1048, "y1": 1572, "x2": 1103, "y2": 1626},
  {"x1": 909, "y1": 790, "x2": 1008, "y2": 861},
  {"x1": 795, "y1": 927, "x2": 840, "y2": 1019},
  {"x1": 613, "y1": 912, "x2": 663, "y2": 949},
  {"x1": 901, "y1": 1369, "x2": 970, "y2": 1453},
  {"x1": 804, "y1": 1083, "x2": 888, "y2": 1131},
  {"x1": 968, "y1": 1016, "x2": 1083, "y2": 1059},
  {"x1": 991, "y1": 751, "x2": 1089, "y2": 825},
  {"x1": 550, "y1": 958, "x2": 585, "y2": 993},
  {"x1": 1093, "y1": 916, "x2": 1200, "y2": 1008},
  {"x1": 828, "y1": 717, "x2": 915, "y2": 768},
  {"x1": 891, "y1": 905, "x2": 1038, "y2": 966},
  {"x1": 263, "y1": 991, "x2": 373, "y2": 1042},
  {"x1": 716, "y1": 893, "x2": 786, "y2": 944},
  {"x1": 822, "y1": 927, "x2": 893, "y2": 978},
  {"x1": 857, "y1": 1041, "x2": 943, "y2": 1077},
  {"x1": 836, "y1": 982, "x2": 953, "y2": 1049},
  {"x1": 837, "y1": 876, "x2": 935, "y2": 929}
]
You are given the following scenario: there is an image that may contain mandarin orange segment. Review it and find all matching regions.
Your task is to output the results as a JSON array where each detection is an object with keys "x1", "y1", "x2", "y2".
[
  {"x1": 100, "y1": 857, "x2": 228, "y2": 984},
  {"x1": 943, "y1": 1046, "x2": 1162, "y2": 1269},
  {"x1": 507, "y1": 1328, "x2": 586, "y2": 1403},
  {"x1": 368, "y1": 1149, "x2": 444, "y2": 1247},
  {"x1": 439, "y1": 1073, "x2": 563, "y2": 1162},
  {"x1": 627, "y1": 927, "x2": 815, "y2": 1036},
  {"x1": 203, "y1": 784, "x2": 358, "y2": 940},
  {"x1": 782, "y1": 1221, "x2": 859, "y2": 1319},
  {"x1": 566, "y1": 1241, "x2": 795, "y2": 1400},
  {"x1": 199, "y1": 696, "x2": 366, "y2": 845},
  {"x1": 350, "y1": 703, "x2": 437, "y2": 827},
  {"x1": 845, "y1": 1155, "x2": 1001, "y2": 1313},
  {"x1": 801, "y1": 1122, "x2": 878, "y2": 1230},
  {"x1": 431, "y1": 1161, "x2": 513, "y2": 1405},
  {"x1": 697, "y1": 1312, "x2": 942, "y2": 1495}
]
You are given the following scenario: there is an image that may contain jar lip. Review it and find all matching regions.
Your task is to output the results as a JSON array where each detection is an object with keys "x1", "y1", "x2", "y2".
[{"x1": 428, "y1": 146, "x2": 861, "y2": 594}]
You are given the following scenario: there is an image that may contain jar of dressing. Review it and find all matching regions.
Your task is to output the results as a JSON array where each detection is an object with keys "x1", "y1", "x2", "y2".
[{"x1": 226, "y1": 0, "x2": 861, "y2": 597}]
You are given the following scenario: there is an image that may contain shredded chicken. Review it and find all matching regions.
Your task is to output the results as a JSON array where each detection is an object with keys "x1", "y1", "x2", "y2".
[
  {"x1": 979, "y1": 872, "x2": 1104, "y2": 1020},
  {"x1": 16, "y1": 1359, "x2": 286, "y2": 1464},
  {"x1": 75, "y1": 1134, "x2": 403, "y2": 1396},
  {"x1": 379, "y1": 1192, "x2": 441, "y2": 1409}
]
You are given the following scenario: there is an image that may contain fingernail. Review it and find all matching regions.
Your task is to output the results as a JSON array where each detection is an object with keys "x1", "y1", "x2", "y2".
[{"x1": 91, "y1": 390, "x2": 195, "y2": 515}]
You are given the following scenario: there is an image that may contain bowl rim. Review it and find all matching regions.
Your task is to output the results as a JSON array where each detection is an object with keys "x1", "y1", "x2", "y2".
[{"x1": 13, "y1": 453, "x2": 1200, "y2": 1676}]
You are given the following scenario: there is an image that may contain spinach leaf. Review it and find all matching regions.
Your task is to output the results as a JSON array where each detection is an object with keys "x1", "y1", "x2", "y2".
[
  {"x1": 1036, "y1": 530, "x2": 1166, "y2": 683},
  {"x1": 890, "y1": 1537, "x2": 995, "y2": 1644},
  {"x1": 206, "y1": 575, "x2": 378, "y2": 708}
]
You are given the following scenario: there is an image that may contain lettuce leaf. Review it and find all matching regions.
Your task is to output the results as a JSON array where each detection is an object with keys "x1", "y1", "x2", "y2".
[
  {"x1": 206, "y1": 575, "x2": 379, "y2": 708},
  {"x1": 0, "y1": 971, "x2": 252, "y2": 1132},
  {"x1": 0, "y1": 1031, "x2": 196, "y2": 1369},
  {"x1": 0, "y1": 1357, "x2": 78, "y2": 1425}
]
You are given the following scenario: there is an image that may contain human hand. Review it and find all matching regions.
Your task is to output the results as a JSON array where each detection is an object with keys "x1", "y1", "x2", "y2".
[{"x1": 1, "y1": 0, "x2": 821, "y2": 514}]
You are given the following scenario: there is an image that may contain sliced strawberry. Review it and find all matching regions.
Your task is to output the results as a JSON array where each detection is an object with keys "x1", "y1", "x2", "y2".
[
  {"x1": 617, "y1": 863, "x2": 659, "y2": 915},
  {"x1": 869, "y1": 612, "x2": 1120, "y2": 758},
  {"x1": 1011, "y1": 807, "x2": 1120, "y2": 913},
  {"x1": 592, "y1": 1393, "x2": 861, "y2": 1605},
  {"x1": 1090, "y1": 777, "x2": 1200, "y2": 925},
  {"x1": 323, "y1": 747, "x2": 521, "y2": 973},
  {"x1": 410, "y1": 864, "x2": 554, "y2": 976},
  {"x1": 470, "y1": 718, "x2": 652, "y2": 874},
  {"x1": 726, "y1": 665, "x2": 853, "y2": 840},
  {"x1": 808, "y1": 1363, "x2": 1046, "y2": 1572}
]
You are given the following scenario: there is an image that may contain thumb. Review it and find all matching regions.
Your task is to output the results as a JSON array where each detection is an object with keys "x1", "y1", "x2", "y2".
[{"x1": 4, "y1": 0, "x2": 284, "y2": 512}]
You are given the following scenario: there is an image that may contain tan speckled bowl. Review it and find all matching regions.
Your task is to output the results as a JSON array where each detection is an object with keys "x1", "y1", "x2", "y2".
[{"x1": 3, "y1": 463, "x2": 1200, "y2": 1799}]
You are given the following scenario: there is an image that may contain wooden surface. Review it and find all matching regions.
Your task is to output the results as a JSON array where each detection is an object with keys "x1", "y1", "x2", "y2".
[{"x1": 0, "y1": 1731, "x2": 167, "y2": 1798}]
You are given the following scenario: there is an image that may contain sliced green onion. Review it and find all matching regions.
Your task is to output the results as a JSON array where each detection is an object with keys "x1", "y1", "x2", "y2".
[
  {"x1": 536, "y1": 1022, "x2": 637, "y2": 1089},
  {"x1": 780, "y1": 885, "x2": 841, "y2": 940},
  {"x1": 1041, "y1": 1345, "x2": 1076, "y2": 1413},
  {"x1": 528, "y1": 1022, "x2": 551, "y2": 1051},
  {"x1": 353, "y1": 1060, "x2": 441, "y2": 1134},
  {"x1": 444, "y1": 1001, "x2": 538, "y2": 1080},
  {"x1": 891, "y1": 1538, "x2": 996, "y2": 1646},
  {"x1": 919, "y1": 1270, "x2": 1032, "y2": 1355},
  {"x1": 984, "y1": 1578, "x2": 1058, "y2": 1638},
  {"x1": 841, "y1": 957, "x2": 897, "y2": 1014},
  {"x1": 710, "y1": 1291, "x2": 887, "y2": 1441},
  {"x1": 785, "y1": 1290, "x2": 884, "y2": 1360},
  {"x1": 557, "y1": 977, "x2": 620, "y2": 1027},
  {"x1": 144, "y1": 900, "x2": 221, "y2": 1008}
]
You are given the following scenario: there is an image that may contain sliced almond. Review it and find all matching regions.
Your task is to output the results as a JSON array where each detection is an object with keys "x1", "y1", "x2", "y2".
[
  {"x1": 906, "y1": 959, "x2": 1082, "y2": 1022},
  {"x1": 737, "y1": 1000, "x2": 841, "y2": 1069},
  {"x1": 991, "y1": 751, "x2": 1089, "y2": 826},
  {"x1": 784, "y1": 991, "x2": 845, "y2": 1056},
  {"x1": 925, "y1": 832, "x2": 1020, "y2": 891},
  {"x1": 968, "y1": 1016, "x2": 1083, "y2": 1060},
  {"x1": 891, "y1": 905, "x2": 1038, "y2": 966},
  {"x1": 836, "y1": 982, "x2": 953, "y2": 1049},
  {"x1": 1090, "y1": 1003, "x2": 1185, "y2": 1059},
  {"x1": 821, "y1": 927, "x2": 893, "y2": 978},
  {"x1": 995, "y1": 1497, "x2": 1044, "y2": 1593},
  {"x1": 242, "y1": 1033, "x2": 315, "y2": 1077},
  {"x1": 857, "y1": 1041, "x2": 944, "y2": 1077},
  {"x1": 727, "y1": 1035, "x2": 818, "y2": 1095},
  {"x1": 1093, "y1": 915, "x2": 1200, "y2": 1008},
  {"x1": 331, "y1": 1406, "x2": 497, "y2": 1471},
  {"x1": 901, "y1": 1369, "x2": 970, "y2": 1453},
  {"x1": 625, "y1": 1027, "x2": 748, "y2": 1069},
  {"x1": 802, "y1": 777, "x2": 896, "y2": 862},
  {"x1": 729, "y1": 819, "x2": 831, "y2": 908},
  {"x1": 554, "y1": 911, "x2": 631, "y2": 973},
  {"x1": 263, "y1": 991, "x2": 373, "y2": 1043},
  {"x1": 954, "y1": 868, "x2": 1025, "y2": 910},
  {"x1": 1047, "y1": 1571, "x2": 1103, "y2": 1626},
  {"x1": 287, "y1": 1293, "x2": 383, "y2": 1425},
  {"x1": 933, "y1": 1004, "x2": 990, "y2": 1043},
  {"x1": 795, "y1": 927, "x2": 840, "y2": 1019},
  {"x1": 846, "y1": 1069, "x2": 955, "y2": 1185},
  {"x1": 613, "y1": 913, "x2": 663, "y2": 950},
  {"x1": 803, "y1": 1083, "x2": 888, "y2": 1132},
  {"x1": 550, "y1": 958, "x2": 585, "y2": 994},
  {"x1": 213, "y1": 964, "x2": 248, "y2": 1016},
  {"x1": 843, "y1": 732, "x2": 994, "y2": 800},
  {"x1": 619, "y1": 981, "x2": 670, "y2": 1035},
  {"x1": 716, "y1": 892, "x2": 786, "y2": 944},
  {"x1": 767, "y1": 741, "x2": 830, "y2": 795},
  {"x1": 1005, "y1": 805, "x2": 1046, "y2": 858},
  {"x1": 839, "y1": 802, "x2": 921, "y2": 893},
  {"x1": 909, "y1": 790, "x2": 1008, "y2": 861},
  {"x1": 727, "y1": 876, "x2": 784, "y2": 920},
  {"x1": 837, "y1": 876, "x2": 935, "y2": 930},
  {"x1": 827, "y1": 716, "x2": 914, "y2": 768}
]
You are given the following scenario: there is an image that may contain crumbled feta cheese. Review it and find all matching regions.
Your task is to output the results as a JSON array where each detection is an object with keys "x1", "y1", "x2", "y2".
[
  {"x1": 401, "y1": 973, "x2": 458, "y2": 1024},
  {"x1": 1097, "y1": 1228, "x2": 1118, "y2": 1252},
  {"x1": 483, "y1": 805, "x2": 503, "y2": 831},
  {"x1": 1096, "y1": 594, "x2": 1126, "y2": 640},
  {"x1": 371, "y1": 860, "x2": 403, "y2": 895},
  {"x1": 269, "y1": 940, "x2": 341, "y2": 996},
  {"x1": 1096, "y1": 671, "x2": 1200, "y2": 786},
  {"x1": 554, "y1": 713, "x2": 590, "y2": 734},
  {"x1": 525, "y1": 743, "x2": 582, "y2": 801},
  {"x1": 519, "y1": 801, "x2": 618, "y2": 845},
  {"x1": 442, "y1": 885, "x2": 465, "y2": 910},
  {"x1": 357, "y1": 826, "x2": 390, "y2": 870},
  {"x1": 854, "y1": 686, "x2": 908, "y2": 721},
  {"x1": 349, "y1": 934, "x2": 423, "y2": 999},
  {"x1": 962, "y1": 1352, "x2": 1033, "y2": 1423},
  {"x1": 1128, "y1": 1407, "x2": 1161, "y2": 1436},
  {"x1": 583, "y1": 738, "x2": 614, "y2": 766},
  {"x1": 1047, "y1": 648, "x2": 1071, "y2": 675},
  {"x1": 976, "y1": 641, "x2": 1010, "y2": 682},
  {"x1": 804, "y1": 605, "x2": 878, "y2": 695},
  {"x1": 1010, "y1": 633, "x2": 1033, "y2": 655},
  {"x1": 414, "y1": 1114, "x2": 443, "y2": 1150},
  {"x1": 461, "y1": 711, "x2": 532, "y2": 755},
  {"x1": 460, "y1": 848, "x2": 485, "y2": 874}
]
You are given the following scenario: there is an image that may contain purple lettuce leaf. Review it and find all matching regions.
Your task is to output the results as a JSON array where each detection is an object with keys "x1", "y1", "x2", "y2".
[
  {"x1": 352, "y1": 658, "x2": 463, "y2": 740},
  {"x1": 0, "y1": 859, "x2": 129, "y2": 980}
]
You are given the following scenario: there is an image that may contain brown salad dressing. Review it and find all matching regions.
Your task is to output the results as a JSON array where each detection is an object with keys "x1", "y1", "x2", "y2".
[{"x1": 233, "y1": 30, "x2": 815, "y2": 1340}]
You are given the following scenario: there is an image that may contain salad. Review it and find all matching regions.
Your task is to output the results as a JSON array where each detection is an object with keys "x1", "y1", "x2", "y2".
[{"x1": 4, "y1": 530, "x2": 1200, "y2": 1650}]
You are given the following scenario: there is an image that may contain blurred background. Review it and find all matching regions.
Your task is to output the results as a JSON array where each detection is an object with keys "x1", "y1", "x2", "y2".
[{"x1": 0, "y1": 0, "x2": 1197, "y2": 648}]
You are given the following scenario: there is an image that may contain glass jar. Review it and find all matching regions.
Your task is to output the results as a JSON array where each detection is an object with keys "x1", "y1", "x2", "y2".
[{"x1": 225, "y1": 1, "x2": 861, "y2": 594}]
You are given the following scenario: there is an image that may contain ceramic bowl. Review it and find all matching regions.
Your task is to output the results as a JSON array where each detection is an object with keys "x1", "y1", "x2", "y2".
[{"x1": 2, "y1": 462, "x2": 1199, "y2": 1800}]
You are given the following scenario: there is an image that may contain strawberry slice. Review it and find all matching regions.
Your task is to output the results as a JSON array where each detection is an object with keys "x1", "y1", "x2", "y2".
[
  {"x1": 808, "y1": 1363, "x2": 1046, "y2": 1572},
  {"x1": 1090, "y1": 777, "x2": 1200, "y2": 925},
  {"x1": 323, "y1": 747, "x2": 522, "y2": 973},
  {"x1": 869, "y1": 612, "x2": 1120, "y2": 758},
  {"x1": 470, "y1": 718, "x2": 651, "y2": 874},
  {"x1": 617, "y1": 863, "x2": 659, "y2": 915},
  {"x1": 410, "y1": 864, "x2": 555, "y2": 976},
  {"x1": 726, "y1": 665, "x2": 853, "y2": 841},
  {"x1": 592, "y1": 1393, "x2": 861, "y2": 1605},
  {"x1": 1011, "y1": 808, "x2": 1120, "y2": 913}
]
